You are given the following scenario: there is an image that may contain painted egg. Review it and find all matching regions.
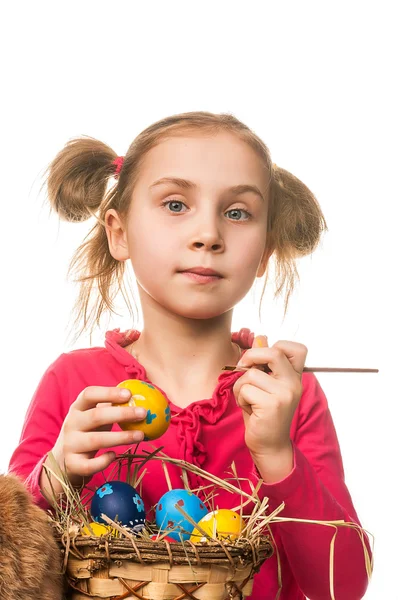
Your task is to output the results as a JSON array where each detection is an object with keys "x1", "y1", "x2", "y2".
[
  {"x1": 156, "y1": 489, "x2": 208, "y2": 541},
  {"x1": 116, "y1": 379, "x2": 171, "y2": 440},
  {"x1": 91, "y1": 481, "x2": 146, "y2": 533},
  {"x1": 190, "y1": 509, "x2": 243, "y2": 543},
  {"x1": 81, "y1": 523, "x2": 116, "y2": 537}
]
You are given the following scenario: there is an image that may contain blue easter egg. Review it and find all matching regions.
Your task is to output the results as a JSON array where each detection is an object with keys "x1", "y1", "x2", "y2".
[
  {"x1": 91, "y1": 481, "x2": 146, "y2": 533},
  {"x1": 155, "y1": 489, "x2": 208, "y2": 541}
]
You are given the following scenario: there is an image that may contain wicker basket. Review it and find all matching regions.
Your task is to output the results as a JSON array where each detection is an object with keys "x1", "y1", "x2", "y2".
[
  {"x1": 47, "y1": 450, "x2": 276, "y2": 599},
  {"x1": 60, "y1": 534, "x2": 274, "y2": 599}
]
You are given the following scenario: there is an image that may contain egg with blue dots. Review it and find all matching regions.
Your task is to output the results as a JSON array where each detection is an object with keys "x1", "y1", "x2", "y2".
[
  {"x1": 155, "y1": 489, "x2": 209, "y2": 541},
  {"x1": 115, "y1": 379, "x2": 171, "y2": 440},
  {"x1": 90, "y1": 481, "x2": 146, "y2": 533}
]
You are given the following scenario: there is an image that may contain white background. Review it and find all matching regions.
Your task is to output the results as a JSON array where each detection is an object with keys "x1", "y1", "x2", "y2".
[{"x1": 0, "y1": 2, "x2": 396, "y2": 598}]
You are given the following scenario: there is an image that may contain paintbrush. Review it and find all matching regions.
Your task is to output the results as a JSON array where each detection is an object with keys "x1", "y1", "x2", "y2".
[{"x1": 222, "y1": 365, "x2": 379, "y2": 374}]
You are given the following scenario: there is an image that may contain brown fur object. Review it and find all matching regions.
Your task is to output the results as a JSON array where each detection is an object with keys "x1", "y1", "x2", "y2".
[{"x1": 0, "y1": 472, "x2": 65, "y2": 600}]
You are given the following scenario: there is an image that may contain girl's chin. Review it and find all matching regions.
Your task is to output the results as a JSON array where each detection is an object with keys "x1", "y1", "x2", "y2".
[{"x1": 168, "y1": 305, "x2": 234, "y2": 321}]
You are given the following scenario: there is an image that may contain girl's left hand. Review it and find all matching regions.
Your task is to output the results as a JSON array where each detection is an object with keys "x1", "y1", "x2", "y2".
[{"x1": 232, "y1": 335, "x2": 308, "y2": 459}]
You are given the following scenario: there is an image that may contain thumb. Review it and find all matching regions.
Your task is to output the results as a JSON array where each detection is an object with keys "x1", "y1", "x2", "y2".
[{"x1": 252, "y1": 335, "x2": 269, "y2": 348}]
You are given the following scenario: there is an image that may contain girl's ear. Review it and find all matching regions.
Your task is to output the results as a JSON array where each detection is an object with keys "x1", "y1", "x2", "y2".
[{"x1": 105, "y1": 209, "x2": 130, "y2": 262}]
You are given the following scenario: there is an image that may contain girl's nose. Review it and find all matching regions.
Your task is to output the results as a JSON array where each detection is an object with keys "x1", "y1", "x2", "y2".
[
  {"x1": 189, "y1": 222, "x2": 225, "y2": 252},
  {"x1": 191, "y1": 236, "x2": 224, "y2": 251}
]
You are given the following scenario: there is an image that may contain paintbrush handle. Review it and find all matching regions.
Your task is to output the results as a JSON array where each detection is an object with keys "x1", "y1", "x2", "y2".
[
  {"x1": 222, "y1": 365, "x2": 379, "y2": 374},
  {"x1": 303, "y1": 367, "x2": 379, "y2": 373}
]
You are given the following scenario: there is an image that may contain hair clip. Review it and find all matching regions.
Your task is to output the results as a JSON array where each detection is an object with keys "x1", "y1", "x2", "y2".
[{"x1": 113, "y1": 156, "x2": 125, "y2": 179}]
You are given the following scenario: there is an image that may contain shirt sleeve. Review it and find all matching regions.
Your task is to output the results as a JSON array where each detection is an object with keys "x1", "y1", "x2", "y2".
[
  {"x1": 7, "y1": 356, "x2": 69, "y2": 511},
  {"x1": 256, "y1": 373, "x2": 372, "y2": 600}
]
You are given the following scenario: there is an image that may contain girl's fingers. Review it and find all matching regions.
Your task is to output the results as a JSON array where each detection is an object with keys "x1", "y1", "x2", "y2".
[
  {"x1": 233, "y1": 364, "x2": 281, "y2": 399},
  {"x1": 70, "y1": 430, "x2": 144, "y2": 454},
  {"x1": 237, "y1": 347, "x2": 293, "y2": 378},
  {"x1": 235, "y1": 382, "x2": 266, "y2": 415},
  {"x1": 273, "y1": 341, "x2": 308, "y2": 374},
  {"x1": 248, "y1": 336, "x2": 271, "y2": 373},
  {"x1": 66, "y1": 451, "x2": 118, "y2": 479},
  {"x1": 74, "y1": 386, "x2": 132, "y2": 411},
  {"x1": 77, "y1": 405, "x2": 147, "y2": 432},
  {"x1": 237, "y1": 341, "x2": 308, "y2": 377},
  {"x1": 253, "y1": 335, "x2": 269, "y2": 349}
]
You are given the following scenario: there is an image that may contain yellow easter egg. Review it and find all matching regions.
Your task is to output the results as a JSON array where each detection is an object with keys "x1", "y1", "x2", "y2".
[
  {"x1": 190, "y1": 509, "x2": 244, "y2": 544},
  {"x1": 116, "y1": 379, "x2": 171, "y2": 441},
  {"x1": 81, "y1": 523, "x2": 116, "y2": 537}
]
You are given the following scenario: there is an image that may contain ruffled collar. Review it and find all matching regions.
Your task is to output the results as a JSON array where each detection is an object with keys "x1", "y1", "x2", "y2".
[
  {"x1": 104, "y1": 327, "x2": 254, "y2": 421},
  {"x1": 104, "y1": 327, "x2": 255, "y2": 477}
]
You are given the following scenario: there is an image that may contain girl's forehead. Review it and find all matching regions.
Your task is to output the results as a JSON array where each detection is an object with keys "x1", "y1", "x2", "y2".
[{"x1": 137, "y1": 132, "x2": 268, "y2": 188}]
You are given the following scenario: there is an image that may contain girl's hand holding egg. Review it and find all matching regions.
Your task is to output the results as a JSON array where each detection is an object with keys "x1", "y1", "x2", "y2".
[
  {"x1": 115, "y1": 380, "x2": 171, "y2": 440},
  {"x1": 51, "y1": 385, "x2": 148, "y2": 486}
]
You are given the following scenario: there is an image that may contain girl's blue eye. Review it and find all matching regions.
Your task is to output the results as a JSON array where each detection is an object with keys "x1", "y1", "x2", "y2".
[
  {"x1": 163, "y1": 199, "x2": 186, "y2": 213},
  {"x1": 225, "y1": 208, "x2": 251, "y2": 221},
  {"x1": 161, "y1": 199, "x2": 251, "y2": 220}
]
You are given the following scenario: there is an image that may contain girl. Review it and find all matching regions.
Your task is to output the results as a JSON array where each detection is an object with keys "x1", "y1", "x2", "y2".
[{"x1": 8, "y1": 111, "x2": 371, "y2": 599}]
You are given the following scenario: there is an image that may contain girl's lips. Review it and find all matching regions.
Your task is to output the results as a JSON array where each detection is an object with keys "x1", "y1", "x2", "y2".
[{"x1": 180, "y1": 272, "x2": 223, "y2": 283}]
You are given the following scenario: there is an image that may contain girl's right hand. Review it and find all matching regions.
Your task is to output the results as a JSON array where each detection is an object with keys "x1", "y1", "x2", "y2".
[{"x1": 51, "y1": 386, "x2": 147, "y2": 486}]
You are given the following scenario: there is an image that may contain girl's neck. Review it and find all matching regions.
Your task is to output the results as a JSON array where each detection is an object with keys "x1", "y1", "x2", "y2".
[
  {"x1": 125, "y1": 307, "x2": 241, "y2": 406},
  {"x1": 127, "y1": 334, "x2": 240, "y2": 408}
]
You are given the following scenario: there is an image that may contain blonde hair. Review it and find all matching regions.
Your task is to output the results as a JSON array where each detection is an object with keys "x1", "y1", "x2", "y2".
[{"x1": 44, "y1": 111, "x2": 327, "y2": 338}]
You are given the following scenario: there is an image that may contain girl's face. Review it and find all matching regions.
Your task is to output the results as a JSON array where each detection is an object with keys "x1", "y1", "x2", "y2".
[{"x1": 107, "y1": 131, "x2": 271, "y2": 320}]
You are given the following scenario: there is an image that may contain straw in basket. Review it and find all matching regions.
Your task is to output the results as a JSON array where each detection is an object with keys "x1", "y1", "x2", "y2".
[
  {"x1": 45, "y1": 448, "x2": 278, "y2": 600},
  {"x1": 44, "y1": 447, "x2": 373, "y2": 600}
]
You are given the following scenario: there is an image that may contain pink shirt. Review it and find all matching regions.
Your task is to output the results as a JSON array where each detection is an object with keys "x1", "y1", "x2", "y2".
[{"x1": 8, "y1": 328, "x2": 371, "y2": 599}]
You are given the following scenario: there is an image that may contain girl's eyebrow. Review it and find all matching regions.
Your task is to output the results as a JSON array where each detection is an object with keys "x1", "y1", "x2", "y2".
[{"x1": 149, "y1": 176, "x2": 264, "y2": 202}]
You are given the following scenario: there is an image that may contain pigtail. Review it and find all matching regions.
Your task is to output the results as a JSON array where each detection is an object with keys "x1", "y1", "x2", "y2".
[
  {"x1": 271, "y1": 165, "x2": 326, "y2": 257},
  {"x1": 262, "y1": 164, "x2": 327, "y2": 314},
  {"x1": 46, "y1": 136, "x2": 117, "y2": 222},
  {"x1": 67, "y1": 215, "x2": 127, "y2": 341},
  {"x1": 44, "y1": 136, "x2": 128, "y2": 339}
]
